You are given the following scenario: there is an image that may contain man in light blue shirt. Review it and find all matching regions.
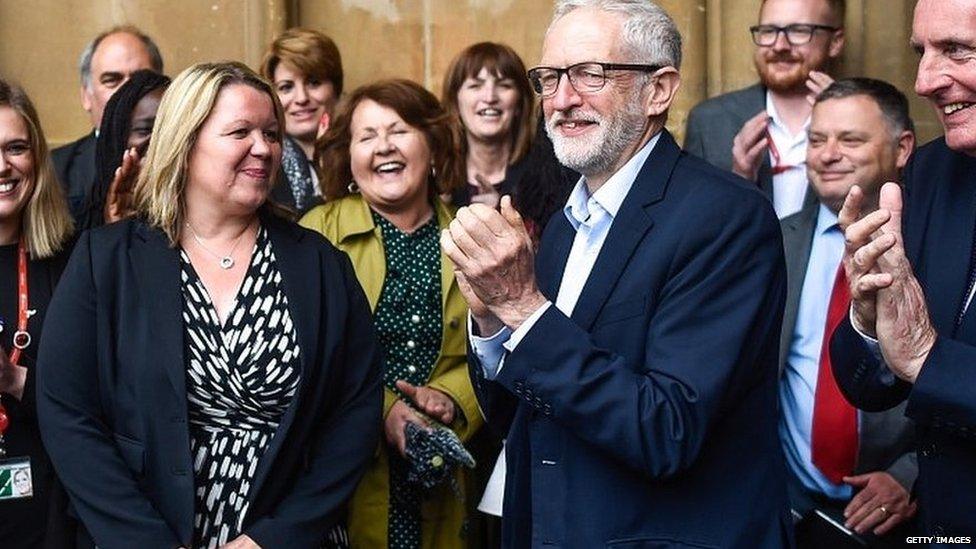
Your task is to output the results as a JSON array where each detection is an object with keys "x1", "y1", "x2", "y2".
[
  {"x1": 441, "y1": 1, "x2": 791, "y2": 546},
  {"x1": 778, "y1": 78, "x2": 917, "y2": 545}
]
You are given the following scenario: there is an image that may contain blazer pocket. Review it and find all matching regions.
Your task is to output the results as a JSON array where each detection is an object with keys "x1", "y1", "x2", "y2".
[
  {"x1": 112, "y1": 432, "x2": 146, "y2": 476},
  {"x1": 606, "y1": 536, "x2": 718, "y2": 549},
  {"x1": 595, "y1": 296, "x2": 647, "y2": 328}
]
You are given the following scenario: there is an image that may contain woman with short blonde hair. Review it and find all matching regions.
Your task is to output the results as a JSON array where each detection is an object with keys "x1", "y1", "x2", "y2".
[{"x1": 38, "y1": 61, "x2": 381, "y2": 548}]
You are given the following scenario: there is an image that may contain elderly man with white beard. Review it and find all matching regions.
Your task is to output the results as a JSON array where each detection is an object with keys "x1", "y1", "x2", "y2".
[{"x1": 440, "y1": 0, "x2": 793, "y2": 547}]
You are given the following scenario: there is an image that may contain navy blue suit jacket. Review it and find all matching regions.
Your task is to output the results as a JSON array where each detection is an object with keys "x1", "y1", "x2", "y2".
[
  {"x1": 471, "y1": 131, "x2": 793, "y2": 548},
  {"x1": 35, "y1": 213, "x2": 382, "y2": 548},
  {"x1": 831, "y1": 138, "x2": 976, "y2": 538}
]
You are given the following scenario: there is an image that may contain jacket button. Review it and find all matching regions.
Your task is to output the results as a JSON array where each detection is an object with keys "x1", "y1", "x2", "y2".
[{"x1": 449, "y1": 318, "x2": 460, "y2": 329}]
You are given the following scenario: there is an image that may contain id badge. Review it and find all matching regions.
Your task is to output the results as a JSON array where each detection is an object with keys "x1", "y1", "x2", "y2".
[{"x1": 0, "y1": 457, "x2": 33, "y2": 500}]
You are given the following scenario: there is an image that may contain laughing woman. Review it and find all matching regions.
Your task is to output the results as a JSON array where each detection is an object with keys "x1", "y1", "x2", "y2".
[
  {"x1": 300, "y1": 79, "x2": 482, "y2": 548},
  {"x1": 36, "y1": 62, "x2": 381, "y2": 549},
  {"x1": 0, "y1": 79, "x2": 75, "y2": 549}
]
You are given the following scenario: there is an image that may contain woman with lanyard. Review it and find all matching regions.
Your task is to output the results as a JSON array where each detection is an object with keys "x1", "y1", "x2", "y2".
[{"x1": 0, "y1": 79, "x2": 75, "y2": 547}]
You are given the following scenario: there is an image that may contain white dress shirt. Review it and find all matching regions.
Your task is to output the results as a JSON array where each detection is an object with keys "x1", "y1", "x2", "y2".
[{"x1": 766, "y1": 92, "x2": 810, "y2": 220}]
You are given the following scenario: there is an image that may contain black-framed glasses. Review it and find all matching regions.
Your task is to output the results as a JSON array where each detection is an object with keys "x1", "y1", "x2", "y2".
[
  {"x1": 527, "y1": 62, "x2": 664, "y2": 97},
  {"x1": 749, "y1": 24, "x2": 838, "y2": 46}
]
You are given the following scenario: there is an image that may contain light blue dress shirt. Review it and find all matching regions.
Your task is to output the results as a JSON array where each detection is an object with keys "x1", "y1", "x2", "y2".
[
  {"x1": 779, "y1": 204, "x2": 855, "y2": 499},
  {"x1": 468, "y1": 132, "x2": 661, "y2": 378}
]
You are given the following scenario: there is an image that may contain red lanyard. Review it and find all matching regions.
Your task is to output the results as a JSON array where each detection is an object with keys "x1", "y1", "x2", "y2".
[
  {"x1": 8, "y1": 237, "x2": 30, "y2": 367},
  {"x1": 0, "y1": 238, "x2": 28, "y2": 442},
  {"x1": 765, "y1": 127, "x2": 798, "y2": 176}
]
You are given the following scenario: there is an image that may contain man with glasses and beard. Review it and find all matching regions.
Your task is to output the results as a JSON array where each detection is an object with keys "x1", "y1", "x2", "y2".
[
  {"x1": 442, "y1": 0, "x2": 791, "y2": 546},
  {"x1": 685, "y1": 0, "x2": 845, "y2": 219}
]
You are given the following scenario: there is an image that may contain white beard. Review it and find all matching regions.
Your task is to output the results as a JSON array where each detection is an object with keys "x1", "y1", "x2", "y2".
[{"x1": 546, "y1": 97, "x2": 647, "y2": 176}]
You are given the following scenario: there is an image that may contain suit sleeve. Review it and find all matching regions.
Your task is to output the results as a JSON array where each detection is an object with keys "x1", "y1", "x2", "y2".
[
  {"x1": 885, "y1": 451, "x2": 918, "y2": 491},
  {"x1": 493, "y1": 193, "x2": 787, "y2": 479},
  {"x1": 35, "y1": 231, "x2": 183, "y2": 548},
  {"x1": 468, "y1": 346, "x2": 519, "y2": 439},
  {"x1": 829, "y1": 318, "x2": 912, "y2": 412},
  {"x1": 904, "y1": 335, "x2": 976, "y2": 436},
  {"x1": 245, "y1": 251, "x2": 383, "y2": 548}
]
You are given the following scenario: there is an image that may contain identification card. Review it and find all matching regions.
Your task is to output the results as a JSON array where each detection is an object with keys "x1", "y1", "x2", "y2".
[{"x1": 0, "y1": 457, "x2": 33, "y2": 500}]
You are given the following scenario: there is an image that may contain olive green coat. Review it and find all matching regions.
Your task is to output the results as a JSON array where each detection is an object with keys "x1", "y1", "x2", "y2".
[{"x1": 300, "y1": 195, "x2": 482, "y2": 548}]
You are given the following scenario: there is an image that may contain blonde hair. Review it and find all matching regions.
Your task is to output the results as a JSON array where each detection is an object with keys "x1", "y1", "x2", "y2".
[
  {"x1": 0, "y1": 79, "x2": 73, "y2": 258},
  {"x1": 132, "y1": 61, "x2": 285, "y2": 245}
]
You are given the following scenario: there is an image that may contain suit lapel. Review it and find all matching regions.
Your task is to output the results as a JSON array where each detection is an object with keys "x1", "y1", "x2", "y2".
[
  {"x1": 928, "y1": 168, "x2": 976, "y2": 334},
  {"x1": 568, "y1": 132, "x2": 678, "y2": 330},
  {"x1": 536, "y1": 214, "x2": 574, "y2": 301},
  {"x1": 779, "y1": 200, "x2": 819, "y2": 373},
  {"x1": 249, "y1": 215, "x2": 322, "y2": 498},
  {"x1": 266, "y1": 215, "x2": 321, "y2": 391},
  {"x1": 131, "y1": 223, "x2": 186, "y2": 400}
]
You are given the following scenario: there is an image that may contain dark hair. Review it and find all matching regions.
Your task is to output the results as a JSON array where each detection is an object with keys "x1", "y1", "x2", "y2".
[
  {"x1": 87, "y1": 70, "x2": 171, "y2": 229},
  {"x1": 760, "y1": 0, "x2": 846, "y2": 26},
  {"x1": 79, "y1": 25, "x2": 164, "y2": 89},
  {"x1": 261, "y1": 28, "x2": 344, "y2": 97},
  {"x1": 315, "y1": 79, "x2": 462, "y2": 200},
  {"x1": 814, "y1": 77, "x2": 914, "y2": 135},
  {"x1": 441, "y1": 42, "x2": 536, "y2": 167}
]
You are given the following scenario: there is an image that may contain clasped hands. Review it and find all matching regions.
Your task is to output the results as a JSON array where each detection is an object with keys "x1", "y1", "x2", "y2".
[
  {"x1": 839, "y1": 182, "x2": 937, "y2": 383},
  {"x1": 439, "y1": 195, "x2": 547, "y2": 335}
]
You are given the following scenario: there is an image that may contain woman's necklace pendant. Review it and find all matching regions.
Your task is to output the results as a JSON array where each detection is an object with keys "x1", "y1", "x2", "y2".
[{"x1": 219, "y1": 256, "x2": 235, "y2": 270}]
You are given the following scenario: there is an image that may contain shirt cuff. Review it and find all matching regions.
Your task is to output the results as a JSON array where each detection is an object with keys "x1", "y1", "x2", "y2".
[
  {"x1": 849, "y1": 305, "x2": 883, "y2": 360},
  {"x1": 468, "y1": 312, "x2": 512, "y2": 380},
  {"x1": 502, "y1": 301, "x2": 552, "y2": 354}
]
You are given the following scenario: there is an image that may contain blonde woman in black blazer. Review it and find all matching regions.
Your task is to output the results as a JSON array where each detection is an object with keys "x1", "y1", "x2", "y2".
[{"x1": 36, "y1": 62, "x2": 382, "y2": 549}]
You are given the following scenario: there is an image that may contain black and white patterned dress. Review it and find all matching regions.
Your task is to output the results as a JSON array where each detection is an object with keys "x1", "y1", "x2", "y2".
[{"x1": 180, "y1": 226, "x2": 301, "y2": 548}]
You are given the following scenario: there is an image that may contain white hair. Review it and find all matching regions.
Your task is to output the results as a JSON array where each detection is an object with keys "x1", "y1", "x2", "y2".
[{"x1": 551, "y1": 0, "x2": 683, "y2": 69}]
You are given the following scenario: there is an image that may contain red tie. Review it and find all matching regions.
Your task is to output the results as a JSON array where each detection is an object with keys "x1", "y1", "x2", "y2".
[{"x1": 811, "y1": 263, "x2": 859, "y2": 484}]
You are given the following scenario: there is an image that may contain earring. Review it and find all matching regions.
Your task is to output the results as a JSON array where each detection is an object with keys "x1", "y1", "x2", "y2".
[
  {"x1": 430, "y1": 165, "x2": 438, "y2": 181},
  {"x1": 347, "y1": 181, "x2": 360, "y2": 194}
]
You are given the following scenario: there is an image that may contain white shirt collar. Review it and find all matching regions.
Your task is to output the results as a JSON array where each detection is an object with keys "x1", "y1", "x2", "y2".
[
  {"x1": 765, "y1": 91, "x2": 811, "y2": 137},
  {"x1": 563, "y1": 131, "x2": 662, "y2": 229}
]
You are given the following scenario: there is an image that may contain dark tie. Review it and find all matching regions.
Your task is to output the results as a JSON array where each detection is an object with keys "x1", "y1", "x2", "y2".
[{"x1": 811, "y1": 263, "x2": 859, "y2": 484}]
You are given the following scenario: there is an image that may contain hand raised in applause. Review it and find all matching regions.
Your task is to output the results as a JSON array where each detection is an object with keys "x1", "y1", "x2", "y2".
[
  {"x1": 104, "y1": 147, "x2": 140, "y2": 224},
  {"x1": 731, "y1": 110, "x2": 770, "y2": 182},
  {"x1": 843, "y1": 471, "x2": 916, "y2": 535},
  {"x1": 838, "y1": 182, "x2": 937, "y2": 383},
  {"x1": 440, "y1": 196, "x2": 547, "y2": 332},
  {"x1": 805, "y1": 71, "x2": 835, "y2": 106}
]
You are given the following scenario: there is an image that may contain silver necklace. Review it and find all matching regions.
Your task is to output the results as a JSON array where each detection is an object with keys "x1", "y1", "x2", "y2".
[{"x1": 185, "y1": 220, "x2": 252, "y2": 270}]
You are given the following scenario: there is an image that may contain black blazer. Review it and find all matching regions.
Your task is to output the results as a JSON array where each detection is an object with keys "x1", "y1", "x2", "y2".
[
  {"x1": 830, "y1": 137, "x2": 976, "y2": 537},
  {"x1": 36, "y1": 213, "x2": 383, "y2": 548},
  {"x1": 51, "y1": 132, "x2": 97, "y2": 224}
]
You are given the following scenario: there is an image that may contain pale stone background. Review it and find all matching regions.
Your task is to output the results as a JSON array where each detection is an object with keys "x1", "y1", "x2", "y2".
[{"x1": 0, "y1": 0, "x2": 934, "y2": 147}]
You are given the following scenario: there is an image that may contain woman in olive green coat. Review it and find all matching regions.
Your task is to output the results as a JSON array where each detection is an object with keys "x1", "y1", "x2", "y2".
[{"x1": 300, "y1": 79, "x2": 482, "y2": 549}]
